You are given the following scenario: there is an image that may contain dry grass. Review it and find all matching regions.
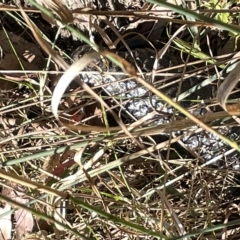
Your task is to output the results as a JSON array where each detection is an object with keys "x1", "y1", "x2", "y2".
[{"x1": 0, "y1": 0, "x2": 240, "y2": 239}]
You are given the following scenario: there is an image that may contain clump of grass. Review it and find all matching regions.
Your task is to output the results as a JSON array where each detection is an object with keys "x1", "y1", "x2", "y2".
[{"x1": 0, "y1": 0, "x2": 240, "y2": 239}]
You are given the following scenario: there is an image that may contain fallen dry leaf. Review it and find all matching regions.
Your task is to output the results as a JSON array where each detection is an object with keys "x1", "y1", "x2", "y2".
[
  {"x1": 42, "y1": 150, "x2": 76, "y2": 182},
  {"x1": 0, "y1": 204, "x2": 12, "y2": 240},
  {"x1": 15, "y1": 207, "x2": 34, "y2": 240},
  {"x1": 2, "y1": 183, "x2": 34, "y2": 240},
  {"x1": 0, "y1": 30, "x2": 46, "y2": 70},
  {"x1": 0, "y1": 30, "x2": 46, "y2": 91}
]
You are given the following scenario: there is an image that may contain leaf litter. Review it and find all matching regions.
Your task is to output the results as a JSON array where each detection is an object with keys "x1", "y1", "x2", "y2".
[
  {"x1": 2, "y1": 182, "x2": 34, "y2": 240},
  {"x1": 1, "y1": 0, "x2": 240, "y2": 239}
]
